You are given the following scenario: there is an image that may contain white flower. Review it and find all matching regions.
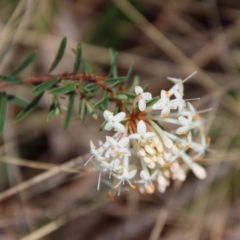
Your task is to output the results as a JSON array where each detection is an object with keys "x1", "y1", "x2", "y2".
[
  {"x1": 173, "y1": 90, "x2": 186, "y2": 113},
  {"x1": 129, "y1": 120, "x2": 155, "y2": 144},
  {"x1": 114, "y1": 165, "x2": 137, "y2": 189},
  {"x1": 89, "y1": 141, "x2": 104, "y2": 160},
  {"x1": 101, "y1": 159, "x2": 123, "y2": 178},
  {"x1": 103, "y1": 110, "x2": 126, "y2": 132},
  {"x1": 176, "y1": 114, "x2": 200, "y2": 135},
  {"x1": 106, "y1": 136, "x2": 131, "y2": 158},
  {"x1": 135, "y1": 170, "x2": 158, "y2": 194},
  {"x1": 135, "y1": 86, "x2": 152, "y2": 111},
  {"x1": 152, "y1": 90, "x2": 177, "y2": 117}
]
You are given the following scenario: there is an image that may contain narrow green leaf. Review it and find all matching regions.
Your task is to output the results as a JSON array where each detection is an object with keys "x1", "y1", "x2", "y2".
[
  {"x1": 0, "y1": 75, "x2": 22, "y2": 84},
  {"x1": 49, "y1": 36, "x2": 67, "y2": 72},
  {"x1": 11, "y1": 51, "x2": 37, "y2": 76},
  {"x1": 84, "y1": 83, "x2": 98, "y2": 91},
  {"x1": 143, "y1": 83, "x2": 149, "y2": 91},
  {"x1": 82, "y1": 59, "x2": 92, "y2": 74},
  {"x1": 46, "y1": 97, "x2": 60, "y2": 122},
  {"x1": 99, "y1": 120, "x2": 107, "y2": 131},
  {"x1": 15, "y1": 92, "x2": 44, "y2": 121},
  {"x1": 77, "y1": 98, "x2": 82, "y2": 117},
  {"x1": 105, "y1": 77, "x2": 125, "y2": 84},
  {"x1": 93, "y1": 95, "x2": 109, "y2": 109},
  {"x1": 125, "y1": 63, "x2": 134, "y2": 85},
  {"x1": 64, "y1": 92, "x2": 75, "y2": 129},
  {"x1": 116, "y1": 94, "x2": 127, "y2": 100},
  {"x1": 50, "y1": 82, "x2": 76, "y2": 95},
  {"x1": 129, "y1": 75, "x2": 139, "y2": 92},
  {"x1": 116, "y1": 92, "x2": 136, "y2": 99},
  {"x1": 86, "y1": 102, "x2": 97, "y2": 120},
  {"x1": 0, "y1": 92, "x2": 7, "y2": 135},
  {"x1": 146, "y1": 96, "x2": 159, "y2": 107},
  {"x1": 102, "y1": 92, "x2": 109, "y2": 110},
  {"x1": 73, "y1": 44, "x2": 82, "y2": 73},
  {"x1": 6, "y1": 94, "x2": 28, "y2": 107},
  {"x1": 31, "y1": 78, "x2": 59, "y2": 94},
  {"x1": 108, "y1": 49, "x2": 118, "y2": 78},
  {"x1": 81, "y1": 101, "x2": 87, "y2": 123}
]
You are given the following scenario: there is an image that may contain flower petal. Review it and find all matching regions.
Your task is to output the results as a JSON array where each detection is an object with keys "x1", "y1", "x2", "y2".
[
  {"x1": 142, "y1": 92, "x2": 152, "y2": 100},
  {"x1": 176, "y1": 126, "x2": 188, "y2": 135},
  {"x1": 106, "y1": 136, "x2": 117, "y2": 147},
  {"x1": 129, "y1": 133, "x2": 140, "y2": 140},
  {"x1": 119, "y1": 137, "x2": 129, "y2": 147},
  {"x1": 114, "y1": 122, "x2": 125, "y2": 132},
  {"x1": 138, "y1": 120, "x2": 146, "y2": 135},
  {"x1": 144, "y1": 132, "x2": 155, "y2": 139},
  {"x1": 103, "y1": 110, "x2": 112, "y2": 120},
  {"x1": 104, "y1": 122, "x2": 113, "y2": 131},
  {"x1": 114, "y1": 112, "x2": 126, "y2": 122},
  {"x1": 135, "y1": 86, "x2": 143, "y2": 95},
  {"x1": 139, "y1": 99, "x2": 146, "y2": 111},
  {"x1": 178, "y1": 116, "x2": 188, "y2": 125},
  {"x1": 190, "y1": 163, "x2": 207, "y2": 179}
]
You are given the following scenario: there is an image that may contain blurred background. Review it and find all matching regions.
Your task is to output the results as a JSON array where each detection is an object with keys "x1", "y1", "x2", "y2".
[{"x1": 0, "y1": 0, "x2": 240, "y2": 239}]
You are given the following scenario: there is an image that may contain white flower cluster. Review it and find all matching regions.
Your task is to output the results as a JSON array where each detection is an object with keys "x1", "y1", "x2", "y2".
[{"x1": 86, "y1": 72, "x2": 212, "y2": 196}]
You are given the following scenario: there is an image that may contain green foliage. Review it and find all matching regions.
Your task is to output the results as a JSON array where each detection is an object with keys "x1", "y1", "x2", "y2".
[
  {"x1": 0, "y1": 36, "x2": 152, "y2": 134},
  {"x1": 31, "y1": 78, "x2": 59, "y2": 94},
  {"x1": 73, "y1": 44, "x2": 82, "y2": 73},
  {"x1": 49, "y1": 36, "x2": 67, "y2": 72},
  {"x1": 64, "y1": 92, "x2": 75, "y2": 129},
  {"x1": 50, "y1": 82, "x2": 77, "y2": 95},
  {"x1": 15, "y1": 93, "x2": 44, "y2": 121},
  {"x1": 0, "y1": 75, "x2": 22, "y2": 84},
  {"x1": 11, "y1": 51, "x2": 37, "y2": 76},
  {"x1": 0, "y1": 92, "x2": 7, "y2": 135}
]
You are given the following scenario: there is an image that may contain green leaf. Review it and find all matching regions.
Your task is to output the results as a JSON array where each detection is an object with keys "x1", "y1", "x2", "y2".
[
  {"x1": 11, "y1": 51, "x2": 37, "y2": 76},
  {"x1": 46, "y1": 97, "x2": 60, "y2": 122},
  {"x1": 64, "y1": 92, "x2": 75, "y2": 129},
  {"x1": 49, "y1": 36, "x2": 67, "y2": 72},
  {"x1": 80, "y1": 101, "x2": 87, "y2": 123},
  {"x1": 0, "y1": 75, "x2": 22, "y2": 84},
  {"x1": 86, "y1": 102, "x2": 97, "y2": 120},
  {"x1": 73, "y1": 44, "x2": 82, "y2": 73},
  {"x1": 84, "y1": 83, "x2": 98, "y2": 91},
  {"x1": 6, "y1": 94, "x2": 28, "y2": 107},
  {"x1": 50, "y1": 82, "x2": 76, "y2": 95},
  {"x1": 82, "y1": 59, "x2": 92, "y2": 74},
  {"x1": 15, "y1": 92, "x2": 44, "y2": 121},
  {"x1": 0, "y1": 92, "x2": 7, "y2": 135},
  {"x1": 116, "y1": 94, "x2": 127, "y2": 100},
  {"x1": 129, "y1": 75, "x2": 139, "y2": 92},
  {"x1": 108, "y1": 49, "x2": 118, "y2": 78},
  {"x1": 31, "y1": 78, "x2": 59, "y2": 94},
  {"x1": 116, "y1": 92, "x2": 136, "y2": 99},
  {"x1": 93, "y1": 95, "x2": 109, "y2": 109},
  {"x1": 125, "y1": 63, "x2": 134, "y2": 85},
  {"x1": 105, "y1": 77, "x2": 125, "y2": 84},
  {"x1": 99, "y1": 120, "x2": 107, "y2": 131},
  {"x1": 77, "y1": 98, "x2": 82, "y2": 117},
  {"x1": 146, "y1": 96, "x2": 159, "y2": 107},
  {"x1": 143, "y1": 83, "x2": 149, "y2": 91}
]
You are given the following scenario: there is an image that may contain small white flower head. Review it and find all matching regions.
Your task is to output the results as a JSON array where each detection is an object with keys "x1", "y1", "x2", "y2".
[
  {"x1": 103, "y1": 110, "x2": 126, "y2": 132},
  {"x1": 86, "y1": 72, "x2": 210, "y2": 195},
  {"x1": 135, "y1": 86, "x2": 152, "y2": 111},
  {"x1": 152, "y1": 90, "x2": 177, "y2": 118},
  {"x1": 106, "y1": 136, "x2": 131, "y2": 158},
  {"x1": 129, "y1": 120, "x2": 155, "y2": 144}
]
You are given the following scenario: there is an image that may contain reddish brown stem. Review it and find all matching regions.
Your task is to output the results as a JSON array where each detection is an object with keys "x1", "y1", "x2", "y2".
[
  {"x1": 0, "y1": 73, "x2": 107, "y2": 89},
  {"x1": 0, "y1": 72, "x2": 128, "y2": 112}
]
